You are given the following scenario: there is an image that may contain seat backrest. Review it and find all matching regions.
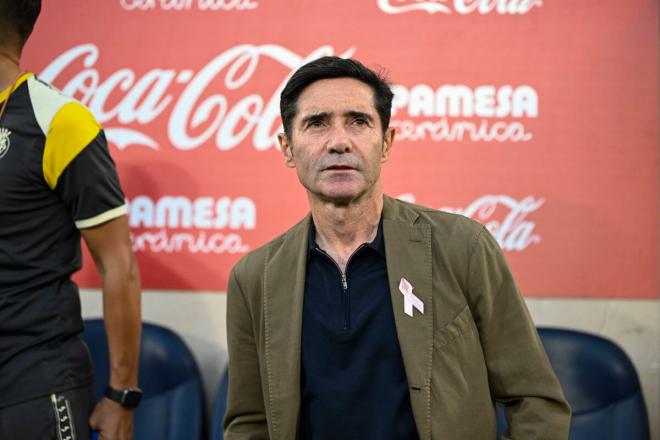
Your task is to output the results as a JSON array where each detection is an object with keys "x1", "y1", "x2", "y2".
[
  {"x1": 537, "y1": 328, "x2": 650, "y2": 439},
  {"x1": 83, "y1": 319, "x2": 205, "y2": 440},
  {"x1": 210, "y1": 369, "x2": 229, "y2": 440}
]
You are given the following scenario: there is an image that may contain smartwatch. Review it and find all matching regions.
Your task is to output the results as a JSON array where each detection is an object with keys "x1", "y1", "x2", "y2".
[{"x1": 105, "y1": 386, "x2": 143, "y2": 409}]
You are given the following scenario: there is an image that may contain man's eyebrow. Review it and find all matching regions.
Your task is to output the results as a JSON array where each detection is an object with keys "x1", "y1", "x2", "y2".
[
  {"x1": 299, "y1": 111, "x2": 375, "y2": 126},
  {"x1": 300, "y1": 112, "x2": 331, "y2": 125},
  {"x1": 345, "y1": 111, "x2": 375, "y2": 122}
]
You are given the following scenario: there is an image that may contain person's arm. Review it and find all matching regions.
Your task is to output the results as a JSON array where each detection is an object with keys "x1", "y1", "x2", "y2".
[
  {"x1": 224, "y1": 265, "x2": 268, "y2": 439},
  {"x1": 82, "y1": 215, "x2": 141, "y2": 440},
  {"x1": 466, "y1": 226, "x2": 570, "y2": 439},
  {"x1": 40, "y1": 96, "x2": 141, "y2": 437}
]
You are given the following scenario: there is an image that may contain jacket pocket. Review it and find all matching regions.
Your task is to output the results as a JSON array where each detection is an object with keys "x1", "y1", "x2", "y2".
[
  {"x1": 431, "y1": 304, "x2": 497, "y2": 438},
  {"x1": 434, "y1": 304, "x2": 474, "y2": 349}
]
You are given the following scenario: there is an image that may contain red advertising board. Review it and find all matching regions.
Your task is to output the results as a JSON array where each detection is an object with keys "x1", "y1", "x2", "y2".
[{"x1": 24, "y1": 0, "x2": 659, "y2": 297}]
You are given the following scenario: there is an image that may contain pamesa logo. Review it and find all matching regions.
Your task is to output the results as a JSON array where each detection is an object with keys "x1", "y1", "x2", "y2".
[{"x1": 0, "y1": 127, "x2": 11, "y2": 159}]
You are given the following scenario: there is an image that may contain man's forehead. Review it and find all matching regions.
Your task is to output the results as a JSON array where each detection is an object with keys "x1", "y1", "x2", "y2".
[{"x1": 295, "y1": 78, "x2": 376, "y2": 116}]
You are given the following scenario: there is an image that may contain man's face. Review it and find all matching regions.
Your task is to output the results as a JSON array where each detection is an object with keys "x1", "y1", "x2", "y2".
[{"x1": 278, "y1": 77, "x2": 394, "y2": 205}]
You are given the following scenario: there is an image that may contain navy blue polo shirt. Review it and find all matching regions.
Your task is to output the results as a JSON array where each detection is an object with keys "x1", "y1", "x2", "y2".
[{"x1": 300, "y1": 220, "x2": 419, "y2": 440}]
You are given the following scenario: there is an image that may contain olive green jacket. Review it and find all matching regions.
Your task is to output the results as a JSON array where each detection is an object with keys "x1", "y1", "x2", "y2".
[{"x1": 224, "y1": 195, "x2": 570, "y2": 439}]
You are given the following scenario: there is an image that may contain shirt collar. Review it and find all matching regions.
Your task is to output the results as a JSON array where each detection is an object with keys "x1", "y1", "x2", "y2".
[
  {"x1": 0, "y1": 72, "x2": 32, "y2": 104},
  {"x1": 307, "y1": 217, "x2": 386, "y2": 259}
]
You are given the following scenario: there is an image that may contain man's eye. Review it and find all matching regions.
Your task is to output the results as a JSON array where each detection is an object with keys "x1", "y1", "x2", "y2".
[
  {"x1": 353, "y1": 118, "x2": 369, "y2": 126},
  {"x1": 308, "y1": 120, "x2": 324, "y2": 128}
]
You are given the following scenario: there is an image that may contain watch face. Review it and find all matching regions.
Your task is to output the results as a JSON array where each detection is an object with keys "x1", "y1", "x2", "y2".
[{"x1": 122, "y1": 389, "x2": 143, "y2": 408}]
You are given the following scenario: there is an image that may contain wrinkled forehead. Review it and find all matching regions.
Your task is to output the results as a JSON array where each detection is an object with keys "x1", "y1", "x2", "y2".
[{"x1": 294, "y1": 77, "x2": 377, "y2": 119}]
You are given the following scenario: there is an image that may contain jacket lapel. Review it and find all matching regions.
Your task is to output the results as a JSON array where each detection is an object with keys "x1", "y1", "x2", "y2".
[
  {"x1": 263, "y1": 215, "x2": 311, "y2": 440},
  {"x1": 383, "y1": 196, "x2": 434, "y2": 440}
]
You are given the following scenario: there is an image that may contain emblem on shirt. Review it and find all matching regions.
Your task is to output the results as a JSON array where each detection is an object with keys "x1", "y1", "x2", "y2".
[{"x1": 0, "y1": 127, "x2": 10, "y2": 159}]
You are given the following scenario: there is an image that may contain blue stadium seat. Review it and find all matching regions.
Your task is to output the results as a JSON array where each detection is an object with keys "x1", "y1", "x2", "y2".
[
  {"x1": 209, "y1": 369, "x2": 229, "y2": 440},
  {"x1": 83, "y1": 319, "x2": 206, "y2": 440},
  {"x1": 498, "y1": 327, "x2": 649, "y2": 439}
]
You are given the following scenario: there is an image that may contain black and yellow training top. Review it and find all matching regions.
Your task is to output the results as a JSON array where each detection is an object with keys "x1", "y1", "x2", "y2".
[{"x1": 0, "y1": 73, "x2": 126, "y2": 407}]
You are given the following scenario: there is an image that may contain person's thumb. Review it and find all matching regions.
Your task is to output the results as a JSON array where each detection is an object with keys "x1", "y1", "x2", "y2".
[{"x1": 89, "y1": 404, "x2": 102, "y2": 430}]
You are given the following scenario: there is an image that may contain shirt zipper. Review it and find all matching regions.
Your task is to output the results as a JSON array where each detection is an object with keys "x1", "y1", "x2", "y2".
[
  {"x1": 340, "y1": 271, "x2": 349, "y2": 330},
  {"x1": 315, "y1": 244, "x2": 365, "y2": 331}
]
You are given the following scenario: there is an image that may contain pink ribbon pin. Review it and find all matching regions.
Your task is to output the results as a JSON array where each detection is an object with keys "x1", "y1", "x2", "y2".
[{"x1": 399, "y1": 277, "x2": 424, "y2": 317}]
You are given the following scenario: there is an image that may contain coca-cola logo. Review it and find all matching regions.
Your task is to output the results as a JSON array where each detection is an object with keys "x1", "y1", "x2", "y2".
[
  {"x1": 119, "y1": 0, "x2": 259, "y2": 11},
  {"x1": 377, "y1": 0, "x2": 542, "y2": 15},
  {"x1": 398, "y1": 193, "x2": 544, "y2": 251},
  {"x1": 38, "y1": 44, "x2": 354, "y2": 152}
]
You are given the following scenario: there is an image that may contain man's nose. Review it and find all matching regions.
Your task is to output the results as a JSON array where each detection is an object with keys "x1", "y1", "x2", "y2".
[{"x1": 326, "y1": 123, "x2": 351, "y2": 153}]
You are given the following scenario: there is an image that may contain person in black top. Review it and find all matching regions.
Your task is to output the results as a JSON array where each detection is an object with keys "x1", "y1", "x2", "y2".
[{"x1": 0, "y1": 1, "x2": 142, "y2": 438}]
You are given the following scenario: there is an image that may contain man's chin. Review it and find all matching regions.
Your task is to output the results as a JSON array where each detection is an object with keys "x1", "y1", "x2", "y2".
[
  {"x1": 303, "y1": 180, "x2": 380, "y2": 206},
  {"x1": 315, "y1": 189, "x2": 367, "y2": 206}
]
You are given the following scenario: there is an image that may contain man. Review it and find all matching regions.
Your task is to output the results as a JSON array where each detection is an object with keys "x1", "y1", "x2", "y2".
[
  {"x1": 0, "y1": 1, "x2": 142, "y2": 439},
  {"x1": 224, "y1": 57, "x2": 570, "y2": 439}
]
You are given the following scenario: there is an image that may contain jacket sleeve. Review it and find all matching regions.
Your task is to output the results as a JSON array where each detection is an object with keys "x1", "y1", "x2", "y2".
[
  {"x1": 466, "y1": 226, "x2": 571, "y2": 439},
  {"x1": 224, "y1": 264, "x2": 269, "y2": 440}
]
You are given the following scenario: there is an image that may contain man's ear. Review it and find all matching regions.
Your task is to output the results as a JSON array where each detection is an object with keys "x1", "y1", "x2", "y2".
[
  {"x1": 381, "y1": 127, "x2": 395, "y2": 163},
  {"x1": 278, "y1": 132, "x2": 296, "y2": 168}
]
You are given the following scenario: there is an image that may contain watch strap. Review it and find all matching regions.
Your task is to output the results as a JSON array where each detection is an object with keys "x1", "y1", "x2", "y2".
[{"x1": 104, "y1": 386, "x2": 143, "y2": 409}]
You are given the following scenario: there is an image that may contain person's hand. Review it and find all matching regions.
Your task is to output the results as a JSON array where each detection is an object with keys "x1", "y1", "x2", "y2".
[{"x1": 89, "y1": 398, "x2": 134, "y2": 440}]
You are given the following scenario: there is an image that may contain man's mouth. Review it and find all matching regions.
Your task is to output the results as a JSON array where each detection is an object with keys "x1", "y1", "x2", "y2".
[{"x1": 325, "y1": 164, "x2": 354, "y2": 171}]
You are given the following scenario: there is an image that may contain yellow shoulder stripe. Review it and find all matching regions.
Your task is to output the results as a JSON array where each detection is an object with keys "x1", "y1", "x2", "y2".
[
  {"x1": 0, "y1": 72, "x2": 32, "y2": 103},
  {"x1": 43, "y1": 101, "x2": 101, "y2": 190}
]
